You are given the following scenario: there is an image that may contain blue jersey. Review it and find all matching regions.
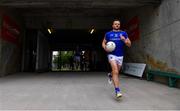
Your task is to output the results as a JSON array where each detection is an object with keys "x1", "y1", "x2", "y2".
[{"x1": 105, "y1": 30, "x2": 128, "y2": 56}]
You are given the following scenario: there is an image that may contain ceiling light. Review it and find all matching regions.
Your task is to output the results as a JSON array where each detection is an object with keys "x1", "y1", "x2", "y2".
[
  {"x1": 48, "y1": 28, "x2": 51, "y2": 34},
  {"x1": 90, "y1": 28, "x2": 95, "y2": 34}
]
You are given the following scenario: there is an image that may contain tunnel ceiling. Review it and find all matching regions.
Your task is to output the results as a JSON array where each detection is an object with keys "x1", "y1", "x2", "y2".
[
  {"x1": 0, "y1": 0, "x2": 161, "y2": 29},
  {"x1": 0, "y1": 0, "x2": 161, "y2": 8}
]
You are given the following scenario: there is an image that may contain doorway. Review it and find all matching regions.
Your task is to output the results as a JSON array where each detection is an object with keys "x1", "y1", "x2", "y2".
[{"x1": 52, "y1": 50, "x2": 91, "y2": 71}]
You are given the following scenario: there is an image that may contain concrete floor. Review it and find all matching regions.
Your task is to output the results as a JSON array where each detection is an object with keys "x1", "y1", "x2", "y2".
[{"x1": 0, "y1": 72, "x2": 179, "y2": 110}]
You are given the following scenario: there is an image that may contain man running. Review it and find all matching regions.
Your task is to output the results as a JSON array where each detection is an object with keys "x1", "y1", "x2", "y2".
[{"x1": 102, "y1": 19, "x2": 131, "y2": 99}]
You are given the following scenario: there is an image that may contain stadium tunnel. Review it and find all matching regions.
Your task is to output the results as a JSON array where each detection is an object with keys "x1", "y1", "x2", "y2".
[{"x1": 0, "y1": 0, "x2": 180, "y2": 86}]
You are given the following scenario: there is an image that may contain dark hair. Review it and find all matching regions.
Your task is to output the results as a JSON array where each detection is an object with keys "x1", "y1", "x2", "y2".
[{"x1": 113, "y1": 19, "x2": 121, "y2": 23}]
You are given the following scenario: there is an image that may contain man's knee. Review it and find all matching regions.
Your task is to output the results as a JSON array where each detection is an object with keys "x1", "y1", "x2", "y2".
[{"x1": 112, "y1": 69, "x2": 119, "y2": 75}]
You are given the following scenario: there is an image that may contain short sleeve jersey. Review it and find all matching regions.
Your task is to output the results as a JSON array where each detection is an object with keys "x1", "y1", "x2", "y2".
[{"x1": 105, "y1": 30, "x2": 128, "y2": 56}]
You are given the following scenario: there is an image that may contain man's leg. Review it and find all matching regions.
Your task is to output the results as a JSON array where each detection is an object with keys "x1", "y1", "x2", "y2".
[
  {"x1": 116, "y1": 56, "x2": 124, "y2": 83},
  {"x1": 109, "y1": 60, "x2": 122, "y2": 98},
  {"x1": 109, "y1": 60, "x2": 120, "y2": 88},
  {"x1": 117, "y1": 65, "x2": 122, "y2": 77},
  {"x1": 109, "y1": 60, "x2": 123, "y2": 98},
  {"x1": 107, "y1": 55, "x2": 122, "y2": 98}
]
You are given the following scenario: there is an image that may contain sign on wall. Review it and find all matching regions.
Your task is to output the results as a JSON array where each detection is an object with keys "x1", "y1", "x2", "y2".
[
  {"x1": 1, "y1": 15, "x2": 20, "y2": 45},
  {"x1": 122, "y1": 63, "x2": 146, "y2": 77}
]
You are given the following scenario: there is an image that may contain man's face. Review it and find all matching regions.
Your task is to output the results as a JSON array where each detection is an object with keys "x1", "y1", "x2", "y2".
[{"x1": 112, "y1": 21, "x2": 120, "y2": 30}]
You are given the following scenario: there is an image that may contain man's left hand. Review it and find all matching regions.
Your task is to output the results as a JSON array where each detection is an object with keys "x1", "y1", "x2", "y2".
[{"x1": 120, "y1": 34, "x2": 126, "y2": 42}]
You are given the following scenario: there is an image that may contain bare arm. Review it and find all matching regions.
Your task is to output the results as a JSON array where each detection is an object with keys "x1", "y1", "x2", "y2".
[
  {"x1": 125, "y1": 38, "x2": 131, "y2": 47},
  {"x1": 120, "y1": 35, "x2": 131, "y2": 47},
  {"x1": 102, "y1": 37, "x2": 107, "y2": 50}
]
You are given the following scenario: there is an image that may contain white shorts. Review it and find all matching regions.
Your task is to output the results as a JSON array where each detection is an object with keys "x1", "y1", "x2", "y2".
[{"x1": 107, "y1": 54, "x2": 124, "y2": 66}]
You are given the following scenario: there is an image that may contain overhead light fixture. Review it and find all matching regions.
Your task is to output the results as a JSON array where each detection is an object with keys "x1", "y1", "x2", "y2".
[
  {"x1": 48, "y1": 28, "x2": 52, "y2": 34},
  {"x1": 89, "y1": 26, "x2": 95, "y2": 34},
  {"x1": 90, "y1": 28, "x2": 95, "y2": 34}
]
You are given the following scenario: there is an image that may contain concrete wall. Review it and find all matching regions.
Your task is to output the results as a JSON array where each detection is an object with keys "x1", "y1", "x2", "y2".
[
  {"x1": 22, "y1": 30, "x2": 37, "y2": 72},
  {"x1": 36, "y1": 31, "x2": 50, "y2": 72},
  {"x1": 124, "y1": 0, "x2": 180, "y2": 74},
  {"x1": 0, "y1": 7, "x2": 24, "y2": 76}
]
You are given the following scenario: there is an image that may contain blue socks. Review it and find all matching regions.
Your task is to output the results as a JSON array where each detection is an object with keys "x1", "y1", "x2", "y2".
[{"x1": 115, "y1": 87, "x2": 120, "y2": 93}]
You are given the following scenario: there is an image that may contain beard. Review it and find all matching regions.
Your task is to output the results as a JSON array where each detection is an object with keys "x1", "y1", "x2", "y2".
[{"x1": 113, "y1": 27, "x2": 120, "y2": 30}]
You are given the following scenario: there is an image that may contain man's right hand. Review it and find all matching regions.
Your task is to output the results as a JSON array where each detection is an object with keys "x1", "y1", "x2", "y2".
[
  {"x1": 104, "y1": 47, "x2": 111, "y2": 52},
  {"x1": 102, "y1": 46, "x2": 108, "y2": 52},
  {"x1": 102, "y1": 37, "x2": 111, "y2": 52}
]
